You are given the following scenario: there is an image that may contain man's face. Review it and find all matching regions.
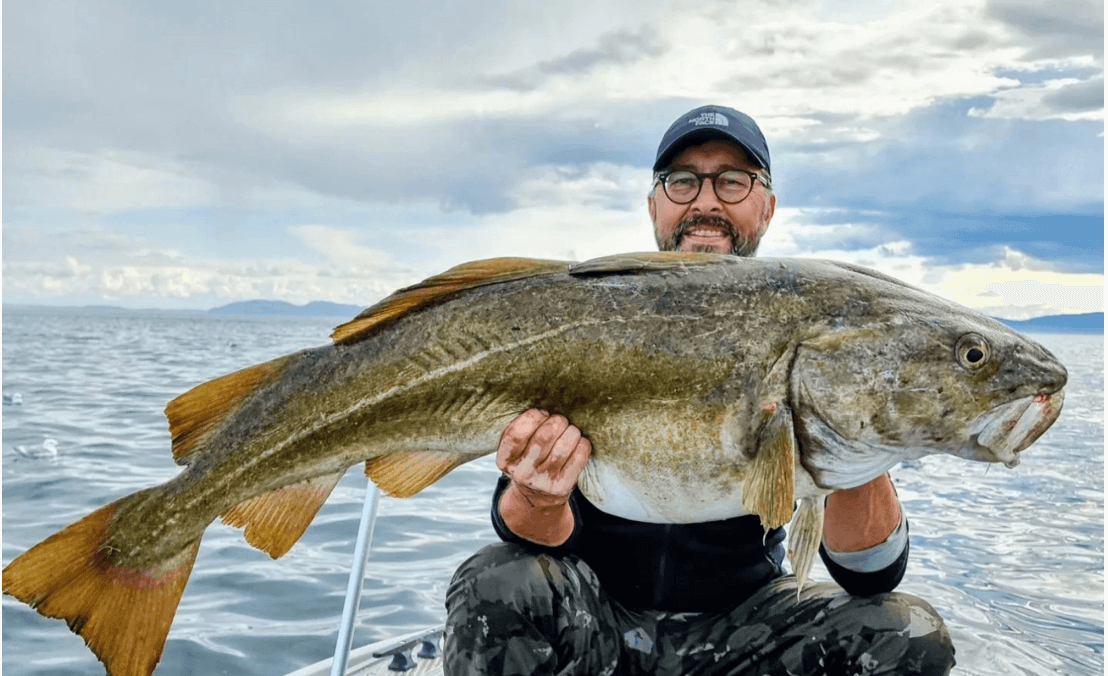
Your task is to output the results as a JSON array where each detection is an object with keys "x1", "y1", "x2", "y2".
[{"x1": 648, "y1": 140, "x2": 776, "y2": 256}]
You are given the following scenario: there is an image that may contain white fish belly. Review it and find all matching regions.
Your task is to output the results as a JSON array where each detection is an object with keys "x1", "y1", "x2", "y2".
[{"x1": 577, "y1": 458, "x2": 753, "y2": 523}]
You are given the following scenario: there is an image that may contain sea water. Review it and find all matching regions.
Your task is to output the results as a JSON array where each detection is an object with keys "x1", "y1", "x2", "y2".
[{"x1": 1, "y1": 306, "x2": 1102, "y2": 675}]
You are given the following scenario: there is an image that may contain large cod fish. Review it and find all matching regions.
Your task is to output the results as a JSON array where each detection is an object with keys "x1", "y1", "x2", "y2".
[{"x1": 4, "y1": 252, "x2": 1065, "y2": 676}]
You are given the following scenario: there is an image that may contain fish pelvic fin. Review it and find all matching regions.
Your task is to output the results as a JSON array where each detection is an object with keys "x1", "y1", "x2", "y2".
[
  {"x1": 742, "y1": 402, "x2": 796, "y2": 530},
  {"x1": 2, "y1": 495, "x2": 201, "y2": 676},
  {"x1": 332, "y1": 257, "x2": 570, "y2": 345},
  {"x1": 365, "y1": 451, "x2": 467, "y2": 498},
  {"x1": 165, "y1": 353, "x2": 293, "y2": 465},
  {"x1": 221, "y1": 470, "x2": 345, "y2": 558},
  {"x1": 788, "y1": 497, "x2": 825, "y2": 601}
]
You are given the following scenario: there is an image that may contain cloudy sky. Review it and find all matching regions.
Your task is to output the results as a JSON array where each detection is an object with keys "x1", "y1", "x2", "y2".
[{"x1": 3, "y1": 0, "x2": 1103, "y2": 319}]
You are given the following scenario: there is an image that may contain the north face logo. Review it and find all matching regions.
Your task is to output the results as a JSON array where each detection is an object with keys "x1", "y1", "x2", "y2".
[{"x1": 690, "y1": 112, "x2": 728, "y2": 126}]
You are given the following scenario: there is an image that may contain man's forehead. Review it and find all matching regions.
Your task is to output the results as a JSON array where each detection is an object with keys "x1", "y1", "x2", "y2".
[{"x1": 670, "y1": 140, "x2": 756, "y2": 169}]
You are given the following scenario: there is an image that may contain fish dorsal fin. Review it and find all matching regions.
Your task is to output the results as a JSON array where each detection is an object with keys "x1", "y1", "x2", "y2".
[
  {"x1": 332, "y1": 257, "x2": 570, "y2": 345},
  {"x1": 165, "y1": 354, "x2": 293, "y2": 465},
  {"x1": 822, "y1": 259, "x2": 918, "y2": 290},
  {"x1": 221, "y1": 470, "x2": 345, "y2": 559},
  {"x1": 364, "y1": 451, "x2": 467, "y2": 497},
  {"x1": 567, "y1": 251, "x2": 732, "y2": 276}
]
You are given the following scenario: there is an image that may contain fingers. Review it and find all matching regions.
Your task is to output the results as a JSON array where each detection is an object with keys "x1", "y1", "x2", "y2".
[
  {"x1": 496, "y1": 409, "x2": 550, "y2": 472},
  {"x1": 543, "y1": 422, "x2": 581, "y2": 473},
  {"x1": 561, "y1": 436, "x2": 592, "y2": 483},
  {"x1": 522, "y1": 414, "x2": 572, "y2": 469},
  {"x1": 495, "y1": 409, "x2": 591, "y2": 497},
  {"x1": 529, "y1": 434, "x2": 592, "y2": 498}
]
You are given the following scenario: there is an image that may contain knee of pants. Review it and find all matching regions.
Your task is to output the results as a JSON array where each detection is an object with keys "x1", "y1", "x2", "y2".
[
  {"x1": 892, "y1": 593, "x2": 957, "y2": 671},
  {"x1": 826, "y1": 591, "x2": 956, "y2": 675},
  {"x1": 446, "y1": 542, "x2": 587, "y2": 618}
]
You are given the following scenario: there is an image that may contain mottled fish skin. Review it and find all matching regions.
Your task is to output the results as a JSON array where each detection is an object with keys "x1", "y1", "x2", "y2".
[{"x1": 1, "y1": 252, "x2": 1067, "y2": 676}]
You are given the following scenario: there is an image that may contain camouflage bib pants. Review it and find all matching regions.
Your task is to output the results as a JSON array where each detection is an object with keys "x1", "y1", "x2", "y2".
[{"x1": 445, "y1": 543, "x2": 955, "y2": 676}]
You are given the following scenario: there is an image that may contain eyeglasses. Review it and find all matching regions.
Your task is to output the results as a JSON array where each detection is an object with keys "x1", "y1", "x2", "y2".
[{"x1": 655, "y1": 169, "x2": 770, "y2": 205}]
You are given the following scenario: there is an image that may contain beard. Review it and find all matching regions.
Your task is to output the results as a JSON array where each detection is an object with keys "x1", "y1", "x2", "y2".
[{"x1": 655, "y1": 215, "x2": 763, "y2": 257}]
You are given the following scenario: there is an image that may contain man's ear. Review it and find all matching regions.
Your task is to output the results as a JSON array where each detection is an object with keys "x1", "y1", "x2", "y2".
[{"x1": 647, "y1": 194, "x2": 657, "y2": 223}]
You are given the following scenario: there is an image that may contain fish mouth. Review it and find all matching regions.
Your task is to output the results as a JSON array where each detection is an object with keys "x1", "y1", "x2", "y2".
[{"x1": 974, "y1": 390, "x2": 1065, "y2": 467}]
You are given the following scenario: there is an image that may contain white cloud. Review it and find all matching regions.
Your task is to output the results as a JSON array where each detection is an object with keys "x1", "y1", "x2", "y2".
[
  {"x1": 287, "y1": 224, "x2": 395, "y2": 272},
  {"x1": 969, "y1": 76, "x2": 1104, "y2": 121},
  {"x1": 762, "y1": 215, "x2": 1103, "y2": 319},
  {"x1": 4, "y1": 164, "x2": 1101, "y2": 320},
  {"x1": 238, "y1": 0, "x2": 1076, "y2": 143},
  {"x1": 1, "y1": 0, "x2": 1099, "y2": 317},
  {"x1": 937, "y1": 247, "x2": 1104, "y2": 318},
  {"x1": 5, "y1": 148, "x2": 217, "y2": 214}
]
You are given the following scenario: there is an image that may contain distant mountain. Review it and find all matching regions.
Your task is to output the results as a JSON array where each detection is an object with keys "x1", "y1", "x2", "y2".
[
  {"x1": 995, "y1": 313, "x2": 1103, "y2": 334},
  {"x1": 207, "y1": 300, "x2": 364, "y2": 317}
]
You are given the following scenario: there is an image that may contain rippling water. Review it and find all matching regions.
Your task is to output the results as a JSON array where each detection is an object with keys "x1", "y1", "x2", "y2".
[{"x1": 2, "y1": 307, "x2": 1102, "y2": 675}]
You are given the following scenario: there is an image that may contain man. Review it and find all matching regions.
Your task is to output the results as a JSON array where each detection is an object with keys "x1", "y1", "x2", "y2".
[{"x1": 444, "y1": 105, "x2": 956, "y2": 675}]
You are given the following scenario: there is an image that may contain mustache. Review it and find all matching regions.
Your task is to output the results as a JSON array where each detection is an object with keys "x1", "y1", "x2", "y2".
[
  {"x1": 657, "y1": 215, "x2": 761, "y2": 257},
  {"x1": 674, "y1": 215, "x2": 738, "y2": 242}
]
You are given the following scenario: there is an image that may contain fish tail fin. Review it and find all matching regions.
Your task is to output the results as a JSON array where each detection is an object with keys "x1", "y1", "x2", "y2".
[
  {"x1": 165, "y1": 353, "x2": 294, "y2": 465},
  {"x1": 787, "y1": 497, "x2": 825, "y2": 601},
  {"x1": 2, "y1": 494, "x2": 201, "y2": 676}
]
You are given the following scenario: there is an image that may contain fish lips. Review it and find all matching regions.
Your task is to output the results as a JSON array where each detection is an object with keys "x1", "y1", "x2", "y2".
[{"x1": 972, "y1": 389, "x2": 1065, "y2": 467}]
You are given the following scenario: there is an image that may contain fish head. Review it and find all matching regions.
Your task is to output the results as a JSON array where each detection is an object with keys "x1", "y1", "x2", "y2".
[{"x1": 791, "y1": 304, "x2": 1067, "y2": 489}]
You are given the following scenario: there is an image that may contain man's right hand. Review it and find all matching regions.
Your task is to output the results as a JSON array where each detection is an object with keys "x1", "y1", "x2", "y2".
[{"x1": 495, "y1": 409, "x2": 592, "y2": 546}]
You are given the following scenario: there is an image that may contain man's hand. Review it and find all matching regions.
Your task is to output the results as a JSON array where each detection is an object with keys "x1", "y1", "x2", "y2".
[
  {"x1": 497, "y1": 409, "x2": 593, "y2": 506},
  {"x1": 496, "y1": 409, "x2": 592, "y2": 546}
]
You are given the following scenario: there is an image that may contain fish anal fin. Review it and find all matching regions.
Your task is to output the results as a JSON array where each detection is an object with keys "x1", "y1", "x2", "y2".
[
  {"x1": 332, "y1": 258, "x2": 569, "y2": 345},
  {"x1": 365, "y1": 451, "x2": 466, "y2": 498},
  {"x1": 787, "y1": 497, "x2": 825, "y2": 600},
  {"x1": 221, "y1": 471, "x2": 345, "y2": 559},
  {"x1": 2, "y1": 497, "x2": 200, "y2": 676},
  {"x1": 742, "y1": 402, "x2": 796, "y2": 530},
  {"x1": 165, "y1": 354, "x2": 291, "y2": 465}
]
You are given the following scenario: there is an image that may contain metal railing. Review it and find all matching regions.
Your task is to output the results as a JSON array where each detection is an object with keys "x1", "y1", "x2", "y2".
[{"x1": 329, "y1": 481, "x2": 382, "y2": 676}]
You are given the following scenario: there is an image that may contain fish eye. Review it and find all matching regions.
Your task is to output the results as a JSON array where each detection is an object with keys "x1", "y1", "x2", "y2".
[{"x1": 955, "y1": 333, "x2": 991, "y2": 370}]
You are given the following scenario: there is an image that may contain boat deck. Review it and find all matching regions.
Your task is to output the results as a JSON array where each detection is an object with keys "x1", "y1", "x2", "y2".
[{"x1": 285, "y1": 626, "x2": 446, "y2": 676}]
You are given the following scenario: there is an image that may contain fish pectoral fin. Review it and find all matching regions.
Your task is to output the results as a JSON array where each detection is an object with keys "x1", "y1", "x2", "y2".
[
  {"x1": 221, "y1": 470, "x2": 345, "y2": 559},
  {"x1": 165, "y1": 353, "x2": 293, "y2": 465},
  {"x1": 332, "y1": 257, "x2": 570, "y2": 345},
  {"x1": 787, "y1": 497, "x2": 825, "y2": 600},
  {"x1": 2, "y1": 494, "x2": 201, "y2": 676},
  {"x1": 365, "y1": 451, "x2": 467, "y2": 498},
  {"x1": 742, "y1": 403, "x2": 796, "y2": 530}
]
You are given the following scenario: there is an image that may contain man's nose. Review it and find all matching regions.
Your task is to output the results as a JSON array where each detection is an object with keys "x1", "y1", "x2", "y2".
[{"x1": 690, "y1": 177, "x2": 724, "y2": 212}]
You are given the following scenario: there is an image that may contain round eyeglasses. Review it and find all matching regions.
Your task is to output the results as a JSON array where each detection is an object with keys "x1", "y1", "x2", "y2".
[{"x1": 656, "y1": 169, "x2": 770, "y2": 205}]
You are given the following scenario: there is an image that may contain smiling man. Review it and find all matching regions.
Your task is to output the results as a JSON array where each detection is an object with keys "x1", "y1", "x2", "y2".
[
  {"x1": 443, "y1": 105, "x2": 957, "y2": 676},
  {"x1": 649, "y1": 108, "x2": 775, "y2": 257}
]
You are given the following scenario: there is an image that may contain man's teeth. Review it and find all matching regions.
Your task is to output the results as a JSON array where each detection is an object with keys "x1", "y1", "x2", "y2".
[{"x1": 686, "y1": 227, "x2": 729, "y2": 237}]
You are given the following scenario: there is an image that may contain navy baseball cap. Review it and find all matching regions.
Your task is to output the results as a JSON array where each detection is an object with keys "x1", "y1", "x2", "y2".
[{"x1": 653, "y1": 105, "x2": 770, "y2": 175}]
